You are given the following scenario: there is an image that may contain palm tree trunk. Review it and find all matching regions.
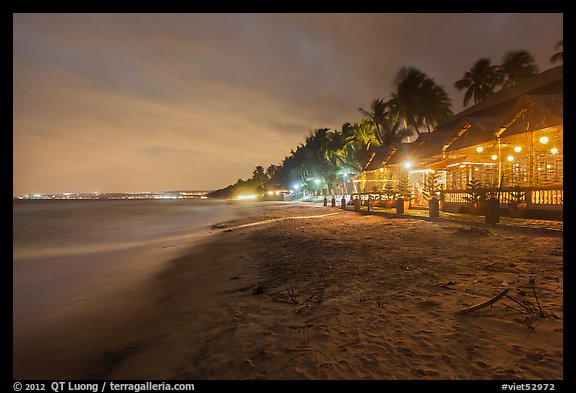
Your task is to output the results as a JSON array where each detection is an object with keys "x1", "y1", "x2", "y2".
[{"x1": 374, "y1": 123, "x2": 384, "y2": 145}]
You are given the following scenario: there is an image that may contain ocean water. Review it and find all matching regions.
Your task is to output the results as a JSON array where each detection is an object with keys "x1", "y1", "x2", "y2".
[{"x1": 13, "y1": 199, "x2": 266, "y2": 333}]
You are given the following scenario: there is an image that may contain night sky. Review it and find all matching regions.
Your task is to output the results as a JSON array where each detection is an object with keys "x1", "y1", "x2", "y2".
[{"x1": 13, "y1": 13, "x2": 563, "y2": 196}]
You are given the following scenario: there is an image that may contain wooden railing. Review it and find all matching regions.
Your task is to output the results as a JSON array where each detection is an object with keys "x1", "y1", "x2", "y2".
[
  {"x1": 352, "y1": 186, "x2": 563, "y2": 209},
  {"x1": 531, "y1": 189, "x2": 563, "y2": 205},
  {"x1": 443, "y1": 186, "x2": 563, "y2": 208},
  {"x1": 443, "y1": 191, "x2": 468, "y2": 204}
]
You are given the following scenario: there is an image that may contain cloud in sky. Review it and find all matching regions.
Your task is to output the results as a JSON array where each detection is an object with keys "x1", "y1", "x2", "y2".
[{"x1": 13, "y1": 13, "x2": 563, "y2": 195}]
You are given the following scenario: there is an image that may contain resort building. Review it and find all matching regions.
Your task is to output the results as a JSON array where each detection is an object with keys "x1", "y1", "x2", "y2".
[{"x1": 353, "y1": 65, "x2": 563, "y2": 219}]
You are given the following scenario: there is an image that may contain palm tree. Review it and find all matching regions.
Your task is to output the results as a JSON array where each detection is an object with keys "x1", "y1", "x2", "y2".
[
  {"x1": 379, "y1": 118, "x2": 413, "y2": 146},
  {"x1": 340, "y1": 122, "x2": 354, "y2": 138},
  {"x1": 251, "y1": 165, "x2": 268, "y2": 193},
  {"x1": 498, "y1": 50, "x2": 539, "y2": 88},
  {"x1": 418, "y1": 76, "x2": 453, "y2": 132},
  {"x1": 265, "y1": 164, "x2": 279, "y2": 183},
  {"x1": 346, "y1": 118, "x2": 380, "y2": 151},
  {"x1": 389, "y1": 67, "x2": 453, "y2": 135},
  {"x1": 358, "y1": 98, "x2": 389, "y2": 145},
  {"x1": 550, "y1": 40, "x2": 563, "y2": 64},
  {"x1": 334, "y1": 118, "x2": 380, "y2": 177},
  {"x1": 454, "y1": 58, "x2": 501, "y2": 107}
]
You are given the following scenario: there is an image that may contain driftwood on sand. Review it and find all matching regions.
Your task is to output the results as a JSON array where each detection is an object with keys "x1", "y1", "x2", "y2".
[{"x1": 455, "y1": 288, "x2": 510, "y2": 315}]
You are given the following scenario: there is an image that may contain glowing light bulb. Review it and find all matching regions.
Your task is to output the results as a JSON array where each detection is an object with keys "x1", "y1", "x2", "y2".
[
  {"x1": 476, "y1": 146, "x2": 483, "y2": 153},
  {"x1": 514, "y1": 146, "x2": 522, "y2": 153},
  {"x1": 550, "y1": 148, "x2": 558, "y2": 154},
  {"x1": 491, "y1": 155, "x2": 498, "y2": 160},
  {"x1": 539, "y1": 136, "x2": 549, "y2": 144},
  {"x1": 507, "y1": 156, "x2": 514, "y2": 162}
]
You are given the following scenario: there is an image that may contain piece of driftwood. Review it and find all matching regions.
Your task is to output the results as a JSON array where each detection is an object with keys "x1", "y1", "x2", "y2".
[
  {"x1": 392, "y1": 289, "x2": 408, "y2": 297},
  {"x1": 529, "y1": 278, "x2": 545, "y2": 317},
  {"x1": 456, "y1": 226, "x2": 493, "y2": 236},
  {"x1": 505, "y1": 294, "x2": 537, "y2": 314},
  {"x1": 286, "y1": 279, "x2": 297, "y2": 304},
  {"x1": 300, "y1": 287, "x2": 325, "y2": 307},
  {"x1": 502, "y1": 303, "x2": 529, "y2": 314},
  {"x1": 455, "y1": 288, "x2": 510, "y2": 315},
  {"x1": 436, "y1": 280, "x2": 457, "y2": 291}
]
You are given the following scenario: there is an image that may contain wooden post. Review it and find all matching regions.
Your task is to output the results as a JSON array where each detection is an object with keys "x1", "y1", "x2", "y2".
[
  {"x1": 353, "y1": 197, "x2": 361, "y2": 212},
  {"x1": 396, "y1": 197, "x2": 405, "y2": 215}
]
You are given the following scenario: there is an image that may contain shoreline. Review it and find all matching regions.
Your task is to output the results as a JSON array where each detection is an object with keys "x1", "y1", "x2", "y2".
[{"x1": 14, "y1": 203, "x2": 563, "y2": 380}]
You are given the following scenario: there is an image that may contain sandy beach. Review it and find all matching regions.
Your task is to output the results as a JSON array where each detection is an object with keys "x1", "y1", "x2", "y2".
[{"x1": 14, "y1": 202, "x2": 563, "y2": 380}]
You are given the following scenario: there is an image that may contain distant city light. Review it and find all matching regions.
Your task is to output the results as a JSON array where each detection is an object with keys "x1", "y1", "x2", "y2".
[
  {"x1": 476, "y1": 146, "x2": 483, "y2": 153},
  {"x1": 514, "y1": 146, "x2": 522, "y2": 153},
  {"x1": 539, "y1": 136, "x2": 549, "y2": 144},
  {"x1": 16, "y1": 190, "x2": 210, "y2": 200}
]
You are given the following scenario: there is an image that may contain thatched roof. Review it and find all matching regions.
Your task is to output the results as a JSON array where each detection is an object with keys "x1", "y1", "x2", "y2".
[
  {"x1": 362, "y1": 145, "x2": 398, "y2": 172},
  {"x1": 437, "y1": 65, "x2": 562, "y2": 129},
  {"x1": 411, "y1": 129, "x2": 459, "y2": 159},
  {"x1": 500, "y1": 94, "x2": 563, "y2": 137},
  {"x1": 431, "y1": 66, "x2": 562, "y2": 152},
  {"x1": 521, "y1": 94, "x2": 563, "y2": 116},
  {"x1": 384, "y1": 142, "x2": 418, "y2": 166},
  {"x1": 445, "y1": 116, "x2": 507, "y2": 152}
]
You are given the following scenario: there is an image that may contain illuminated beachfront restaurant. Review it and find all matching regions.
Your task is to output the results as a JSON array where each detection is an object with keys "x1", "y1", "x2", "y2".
[{"x1": 353, "y1": 65, "x2": 563, "y2": 219}]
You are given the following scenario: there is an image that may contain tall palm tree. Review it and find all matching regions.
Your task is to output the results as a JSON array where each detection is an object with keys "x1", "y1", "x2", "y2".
[
  {"x1": 418, "y1": 76, "x2": 453, "y2": 132},
  {"x1": 251, "y1": 165, "x2": 268, "y2": 193},
  {"x1": 265, "y1": 164, "x2": 279, "y2": 183},
  {"x1": 454, "y1": 58, "x2": 501, "y2": 107},
  {"x1": 379, "y1": 118, "x2": 413, "y2": 146},
  {"x1": 358, "y1": 98, "x2": 389, "y2": 145},
  {"x1": 389, "y1": 67, "x2": 453, "y2": 135},
  {"x1": 335, "y1": 118, "x2": 380, "y2": 176},
  {"x1": 340, "y1": 122, "x2": 354, "y2": 137},
  {"x1": 550, "y1": 39, "x2": 563, "y2": 64},
  {"x1": 498, "y1": 50, "x2": 539, "y2": 88},
  {"x1": 348, "y1": 118, "x2": 380, "y2": 151}
]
